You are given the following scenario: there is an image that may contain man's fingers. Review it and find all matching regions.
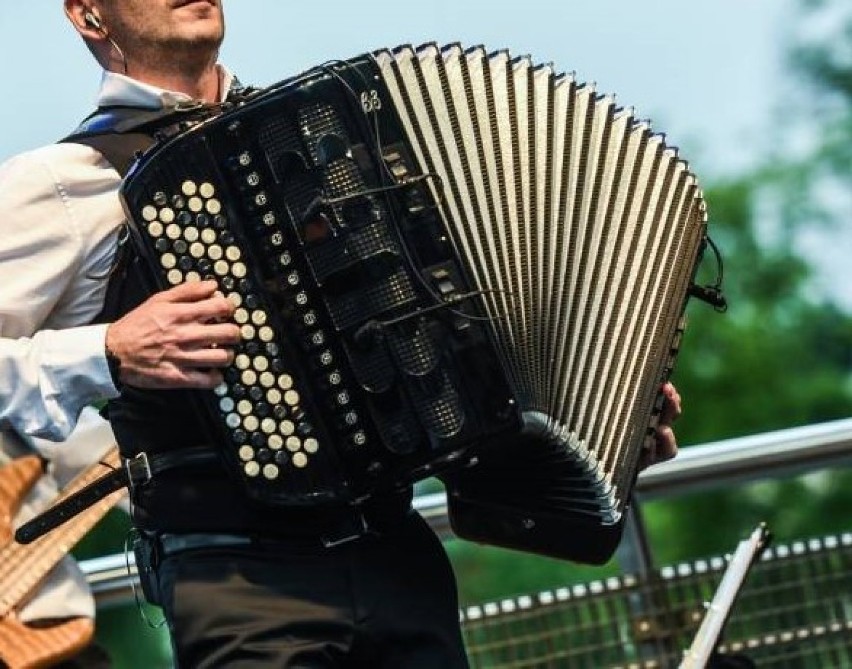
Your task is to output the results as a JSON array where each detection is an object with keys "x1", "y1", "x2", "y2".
[
  {"x1": 206, "y1": 322, "x2": 242, "y2": 345},
  {"x1": 638, "y1": 383, "x2": 683, "y2": 471},
  {"x1": 654, "y1": 425, "x2": 678, "y2": 461},
  {"x1": 149, "y1": 279, "x2": 220, "y2": 304},
  {"x1": 174, "y1": 322, "x2": 242, "y2": 347},
  {"x1": 123, "y1": 365, "x2": 225, "y2": 390},
  {"x1": 172, "y1": 346, "x2": 236, "y2": 368},
  {"x1": 172, "y1": 294, "x2": 237, "y2": 324},
  {"x1": 660, "y1": 382, "x2": 682, "y2": 423}
]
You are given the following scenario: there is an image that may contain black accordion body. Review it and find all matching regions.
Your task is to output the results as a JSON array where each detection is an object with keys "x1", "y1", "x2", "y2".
[{"x1": 120, "y1": 43, "x2": 713, "y2": 564}]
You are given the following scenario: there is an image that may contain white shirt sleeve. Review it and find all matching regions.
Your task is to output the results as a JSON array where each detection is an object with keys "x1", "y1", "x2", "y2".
[
  {"x1": 0, "y1": 325, "x2": 117, "y2": 440},
  {"x1": 0, "y1": 147, "x2": 123, "y2": 441}
]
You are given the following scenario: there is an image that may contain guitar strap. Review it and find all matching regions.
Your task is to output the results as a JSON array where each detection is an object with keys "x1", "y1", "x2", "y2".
[{"x1": 15, "y1": 447, "x2": 217, "y2": 544}]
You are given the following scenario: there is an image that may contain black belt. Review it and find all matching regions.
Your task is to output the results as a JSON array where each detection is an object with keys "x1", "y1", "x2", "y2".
[
  {"x1": 146, "y1": 494, "x2": 415, "y2": 554},
  {"x1": 158, "y1": 532, "x2": 253, "y2": 556},
  {"x1": 152, "y1": 509, "x2": 373, "y2": 557},
  {"x1": 14, "y1": 446, "x2": 218, "y2": 544}
]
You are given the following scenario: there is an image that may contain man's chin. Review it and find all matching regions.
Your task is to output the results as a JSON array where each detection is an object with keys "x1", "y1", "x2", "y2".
[{"x1": 171, "y1": 28, "x2": 224, "y2": 52}]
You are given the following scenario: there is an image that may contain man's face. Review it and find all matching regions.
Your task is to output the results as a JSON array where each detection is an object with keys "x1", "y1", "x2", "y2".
[{"x1": 96, "y1": 0, "x2": 225, "y2": 71}]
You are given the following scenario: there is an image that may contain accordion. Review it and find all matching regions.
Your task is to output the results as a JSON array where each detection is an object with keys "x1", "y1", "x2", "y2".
[{"x1": 120, "y1": 43, "x2": 718, "y2": 563}]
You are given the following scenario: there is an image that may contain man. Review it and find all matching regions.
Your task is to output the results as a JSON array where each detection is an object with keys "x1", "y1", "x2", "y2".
[{"x1": 0, "y1": 1, "x2": 682, "y2": 666}]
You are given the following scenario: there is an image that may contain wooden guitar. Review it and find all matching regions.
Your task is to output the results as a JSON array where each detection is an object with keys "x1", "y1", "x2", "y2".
[{"x1": 0, "y1": 447, "x2": 125, "y2": 669}]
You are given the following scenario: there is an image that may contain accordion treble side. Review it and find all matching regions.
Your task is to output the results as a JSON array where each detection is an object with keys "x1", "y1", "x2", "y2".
[{"x1": 119, "y1": 43, "x2": 713, "y2": 563}]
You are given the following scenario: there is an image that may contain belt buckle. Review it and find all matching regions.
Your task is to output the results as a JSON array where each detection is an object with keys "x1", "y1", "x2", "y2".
[
  {"x1": 125, "y1": 452, "x2": 152, "y2": 488},
  {"x1": 321, "y1": 511, "x2": 370, "y2": 548}
]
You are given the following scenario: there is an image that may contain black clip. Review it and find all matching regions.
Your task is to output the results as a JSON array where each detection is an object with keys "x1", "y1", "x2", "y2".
[
  {"x1": 125, "y1": 452, "x2": 153, "y2": 488},
  {"x1": 321, "y1": 511, "x2": 370, "y2": 548}
]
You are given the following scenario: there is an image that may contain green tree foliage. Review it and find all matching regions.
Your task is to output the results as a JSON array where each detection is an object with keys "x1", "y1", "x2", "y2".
[
  {"x1": 637, "y1": 0, "x2": 852, "y2": 566},
  {"x1": 673, "y1": 177, "x2": 852, "y2": 445}
]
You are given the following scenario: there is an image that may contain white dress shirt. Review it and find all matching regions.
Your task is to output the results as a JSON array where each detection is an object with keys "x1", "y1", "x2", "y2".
[
  {"x1": 0, "y1": 65, "x2": 234, "y2": 621},
  {"x1": 0, "y1": 65, "x2": 235, "y2": 442}
]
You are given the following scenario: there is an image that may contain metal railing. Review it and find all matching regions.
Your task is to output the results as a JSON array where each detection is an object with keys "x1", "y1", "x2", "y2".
[{"x1": 81, "y1": 417, "x2": 852, "y2": 606}]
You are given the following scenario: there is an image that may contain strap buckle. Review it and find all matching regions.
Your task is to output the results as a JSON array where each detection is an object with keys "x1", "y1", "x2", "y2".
[
  {"x1": 125, "y1": 452, "x2": 153, "y2": 488},
  {"x1": 321, "y1": 511, "x2": 370, "y2": 548}
]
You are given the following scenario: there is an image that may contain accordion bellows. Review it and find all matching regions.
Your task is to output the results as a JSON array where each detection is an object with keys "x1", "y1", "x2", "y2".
[
  {"x1": 121, "y1": 43, "x2": 709, "y2": 563},
  {"x1": 378, "y1": 45, "x2": 707, "y2": 561}
]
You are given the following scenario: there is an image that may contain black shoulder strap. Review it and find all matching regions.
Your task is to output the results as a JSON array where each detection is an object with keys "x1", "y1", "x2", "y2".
[
  {"x1": 63, "y1": 82, "x2": 257, "y2": 173},
  {"x1": 68, "y1": 132, "x2": 157, "y2": 178},
  {"x1": 61, "y1": 105, "x2": 197, "y2": 175}
]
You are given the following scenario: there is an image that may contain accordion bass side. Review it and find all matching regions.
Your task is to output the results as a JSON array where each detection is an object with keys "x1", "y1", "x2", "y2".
[{"x1": 120, "y1": 43, "x2": 716, "y2": 563}]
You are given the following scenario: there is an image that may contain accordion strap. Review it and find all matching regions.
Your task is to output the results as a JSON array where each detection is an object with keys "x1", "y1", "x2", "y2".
[
  {"x1": 14, "y1": 446, "x2": 218, "y2": 544},
  {"x1": 61, "y1": 104, "x2": 216, "y2": 174}
]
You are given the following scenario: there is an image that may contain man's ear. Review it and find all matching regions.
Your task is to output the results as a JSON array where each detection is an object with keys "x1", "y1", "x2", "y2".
[{"x1": 65, "y1": 0, "x2": 106, "y2": 39}]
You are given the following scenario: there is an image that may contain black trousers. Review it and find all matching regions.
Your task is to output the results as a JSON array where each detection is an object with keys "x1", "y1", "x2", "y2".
[{"x1": 153, "y1": 512, "x2": 469, "y2": 668}]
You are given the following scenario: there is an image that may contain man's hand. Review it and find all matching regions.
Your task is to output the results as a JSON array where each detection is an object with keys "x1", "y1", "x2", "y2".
[
  {"x1": 105, "y1": 280, "x2": 241, "y2": 389},
  {"x1": 639, "y1": 382, "x2": 682, "y2": 470}
]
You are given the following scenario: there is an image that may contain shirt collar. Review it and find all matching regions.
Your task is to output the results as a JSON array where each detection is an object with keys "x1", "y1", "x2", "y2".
[{"x1": 96, "y1": 64, "x2": 237, "y2": 109}]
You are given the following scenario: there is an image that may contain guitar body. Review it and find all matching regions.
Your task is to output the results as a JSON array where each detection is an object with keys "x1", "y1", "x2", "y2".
[
  {"x1": 0, "y1": 455, "x2": 43, "y2": 546},
  {"x1": 0, "y1": 614, "x2": 93, "y2": 669},
  {"x1": 0, "y1": 451, "x2": 123, "y2": 669}
]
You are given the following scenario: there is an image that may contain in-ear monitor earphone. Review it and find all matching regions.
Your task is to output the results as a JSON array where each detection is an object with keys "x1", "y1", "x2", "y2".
[{"x1": 84, "y1": 11, "x2": 102, "y2": 30}]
